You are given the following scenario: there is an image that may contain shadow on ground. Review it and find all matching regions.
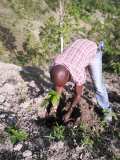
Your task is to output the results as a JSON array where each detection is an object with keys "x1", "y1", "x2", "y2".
[
  {"x1": 0, "y1": 25, "x2": 16, "y2": 52},
  {"x1": 20, "y1": 65, "x2": 52, "y2": 94}
]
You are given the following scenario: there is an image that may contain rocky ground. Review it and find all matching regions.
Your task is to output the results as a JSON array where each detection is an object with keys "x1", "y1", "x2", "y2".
[{"x1": 0, "y1": 62, "x2": 120, "y2": 160}]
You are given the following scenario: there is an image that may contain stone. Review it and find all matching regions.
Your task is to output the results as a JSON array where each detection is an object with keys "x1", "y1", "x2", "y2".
[
  {"x1": 25, "y1": 156, "x2": 33, "y2": 160},
  {"x1": 57, "y1": 141, "x2": 64, "y2": 149},
  {"x1": 0, "y1": 95, "x2": 5, "y2": 104},
  {"x1": 0, "y1": 113, "x2": 6, "y2": 119},
  {"x1": 0, "y1": 123, "x2": 6, "y2": 132},
  {"x1": 23, "y1": 150, "x2": 32, "y2": 158},
  {"x1": 0, "y1": 62, "x2": 44, "y2": 124},
  {"x1": 14, "y1": 143, "x2": 23, "y2": 151}
]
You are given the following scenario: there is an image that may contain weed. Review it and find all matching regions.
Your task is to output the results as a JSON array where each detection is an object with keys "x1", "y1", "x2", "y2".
[
  {"x1": 46, "y1": 123, "x2": 65, "y2": 141},
  {"x1": 112, "y1": 156, "x2": 120, "y2": 160},
  {"x1": 111, "y1": 62, "x2": 120, "y2": 75},
  {"x1": 81, "y1": 135, "x2": 94, "y2": 147},
  {"x1": 5, "y1": 126, "x2": 28, "y2": 144}
]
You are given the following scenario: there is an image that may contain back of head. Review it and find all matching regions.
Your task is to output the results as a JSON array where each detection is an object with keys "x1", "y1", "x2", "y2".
[{"x1": 50, "y1": 65, "x2": 70, "y2": 86}]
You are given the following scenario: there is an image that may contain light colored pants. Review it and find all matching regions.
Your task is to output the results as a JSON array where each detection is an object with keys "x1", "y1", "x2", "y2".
[{"x1": 89, "y1": 49, "x2": 110, "y2": 109}]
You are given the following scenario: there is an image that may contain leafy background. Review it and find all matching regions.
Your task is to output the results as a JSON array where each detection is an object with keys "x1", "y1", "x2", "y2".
[{"x1": 0, "y1": 0, "x2": 120, "y2": 73}]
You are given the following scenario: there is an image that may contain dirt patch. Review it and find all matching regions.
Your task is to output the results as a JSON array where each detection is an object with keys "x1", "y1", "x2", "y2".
[{"x1": 0, "y1": 63, "x2": 120, "y2": 160}]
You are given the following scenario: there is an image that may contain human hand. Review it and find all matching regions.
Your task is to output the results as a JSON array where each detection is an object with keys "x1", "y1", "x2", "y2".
[
  {"x1": 45, "y1": 105, "x2": 58, "y2": 118},
  {"x1": 63, "y1": 105, "x2": 76, "y2": 122}
]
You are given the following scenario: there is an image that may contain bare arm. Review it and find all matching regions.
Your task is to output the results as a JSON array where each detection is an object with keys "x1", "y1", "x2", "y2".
[
  {"x1": 63, "y1": 84, "x2": 83, "y2": 122},
  {"x1": 71, "y1": 84, "x2": 83, "y2": 107},
  {"x1": 55, "y1": 84, "x2": 83, "y2": 107}
]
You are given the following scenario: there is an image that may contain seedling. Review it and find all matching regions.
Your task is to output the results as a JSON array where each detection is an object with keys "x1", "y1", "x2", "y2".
[{"x1": 41, "y1": 90, "x2": 61, "y2": 108}]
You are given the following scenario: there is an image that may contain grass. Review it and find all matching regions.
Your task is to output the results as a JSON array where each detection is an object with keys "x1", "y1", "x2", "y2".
[
  {"x1": 5, "y1": 126, "x2": 28, "y2": 144},
  {"x1": 81, "y1": 135, "x2": 94, "y2": 147},
  {"x1": 7, "y1": 0, "x2": 48, "y2": 18},
  {"x1": 48, "y1": 123, "x2": 65, "y2": 141}
]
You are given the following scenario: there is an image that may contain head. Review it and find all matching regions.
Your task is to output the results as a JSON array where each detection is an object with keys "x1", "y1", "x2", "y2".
[{"x1": 50, "y1": 65, "x2": 70, "y2": 87}]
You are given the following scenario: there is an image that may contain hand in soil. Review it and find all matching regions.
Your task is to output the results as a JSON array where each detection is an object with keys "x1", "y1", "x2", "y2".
[
  {"x1": 45, "y1": 106, "x2": 58, "y2": 118},
  {"x1": 63, "y1": 107, "x2": 74, "y2": 122},
  {"x1": 50, "y1": 106, "x2": 58, "y2": 115}
]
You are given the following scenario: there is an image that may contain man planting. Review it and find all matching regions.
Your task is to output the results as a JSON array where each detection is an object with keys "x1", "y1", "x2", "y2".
[{"x1": 47, "y1": 39, "x2": 112, "y2": 123}]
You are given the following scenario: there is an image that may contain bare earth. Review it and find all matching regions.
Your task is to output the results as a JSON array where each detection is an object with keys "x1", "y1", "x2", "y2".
[{"x1": 0, "y1": 62, "x2": 120, "y2": 160}]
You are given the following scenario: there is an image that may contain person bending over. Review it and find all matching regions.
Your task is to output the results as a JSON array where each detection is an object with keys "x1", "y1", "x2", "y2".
[{"x1": 47, "y1": 39, "x2": 112, "y2": 123}]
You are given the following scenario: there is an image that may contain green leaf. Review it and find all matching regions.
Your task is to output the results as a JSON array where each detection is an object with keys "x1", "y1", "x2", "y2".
[
  {"x1": 51, "y1": 96, "x2": 59, "y2": 106},
  {"x1": 5, "y1": 127, "x2": 28, "y2": 144},
  {"x1": 10, "y1": 135, "x2": 17, "y2": 144}
]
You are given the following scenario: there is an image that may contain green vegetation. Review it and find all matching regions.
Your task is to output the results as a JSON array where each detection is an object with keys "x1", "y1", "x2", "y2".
[
  {"x1": 20, "y1": 32, "x2": 42, "y2": 65},
  {"x1": 42, "y1": 90, "x2": 61, "y2": 108},
  {"x1": 88, "y1": 14, "x2": 120, "y2": 74},
  {"x1": 0, "y1": 41, "x2": 6, "y2": 55},
  {"x1": 70, "y1": 123, "x2": 94, "y2": 147},
  {"x1": 48, "y1": 123, "x2": 65, "y2": 141},
  {"x1": 46, "y1": 119, "x2": 118, "y2": 157},
  {"x1": 5, "y1": 126, "x2": 28, "y2": 144},
  {"x1": 81, "y1": 135, "x2": 94, "y2": 147},
  {"x1": 47, "y1": 122, "x2": 94, "y2": 146},
  {"x1": 70, "y1": 0, "x2": 118, "y2": 14},
  {"x1": 7, "y1": 0, "x2": 48, "y2": 18},
  {"x1": 39, "y1": 17, "x2": 61, "y2": 62},
  {"x1": 0, "y1": 0, "x2": 119, "y2": 73},
  {"x1": 44, "y1": 112, "x2": 94, "y2": 145}
]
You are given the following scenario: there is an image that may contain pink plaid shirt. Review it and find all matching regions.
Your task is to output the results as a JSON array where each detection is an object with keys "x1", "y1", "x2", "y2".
[{"x1": 53, "y1": 39, "x2": 97, "y2": 85}]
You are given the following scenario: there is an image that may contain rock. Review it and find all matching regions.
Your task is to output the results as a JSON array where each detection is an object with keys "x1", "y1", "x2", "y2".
[
  {"x1": 75, "y1": 146, "x2": 83, "y2": 153},
  {"x1": 25, "y1": 156, "x2": 33, "y2": 160},
  {"x1": 0, "y1": 136, "x2": 13, "y2": 151},
  {"x1": 0, "y1": 123, "x2": 6, "y2": 132},
  {"x1": 0, "y1": 95, "x2": 5, "y2": 104},
  {"x1": 0, "y1": 62, "x2": 46, "y2": 129},
  {"x1": 23, "y1": 150, "x2": 32, "y2": 158},
  {"x1": 57, "y1": 141, "x2": 64, "y2": 149},
  {"x1": 49, "y1": 141, "x2": 64, "y2": 153},
  {"x1": 0, "y1": 62, "x2": 45, "y2": 113},
  {"x1": 0, "y1": 111, "x2": 17, "y2": 126},
  {"x1": 13, "y1": 143, "x2": 23, "y2": 151},
  {"x1": 6, "y1": 114, "x2": 17, "y2": 126},
  {"x1": 0, "y1": 113, "x2": 6, "y2": 119}
]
